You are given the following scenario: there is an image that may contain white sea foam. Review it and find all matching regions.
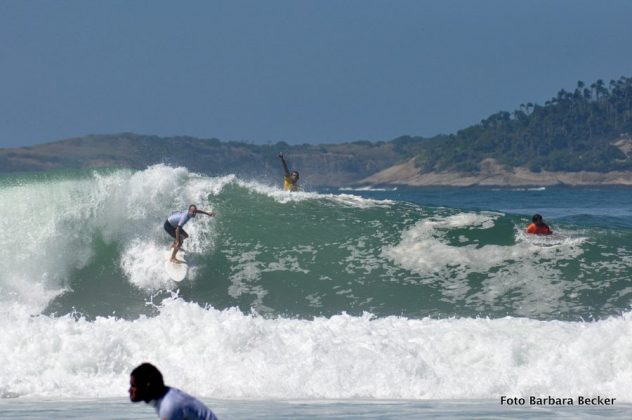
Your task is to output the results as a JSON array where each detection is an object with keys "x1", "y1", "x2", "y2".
[
  {"x1": 383, "y1": 212, "x2": 589, "y2": 315},
  {"x1": 384, "y1": 213, "x2": 508, "y2": 275},
  {"x1": 339, "y1": 186, "x2": 398, "y2": 192},
  {"x1": 1, "y1": 297, "x2": 631, "y2": 401},
  {"x1": 0, "y1": 165, "x2": 227, "y2": 312},
  {"x1": 0, "y1": 176, "x2": 98, "y2": 313},
  {"x1": 384, "y1": 213, "x2": 586, "y2": 276},
  {"x1": 120, "y1": 240, "x2": 172, "y2": 290},
  {"x1": 235, "y1": 179, "x2": 393, "y2": 207},
  {"x1": 328, "y1": 193, "x2": 394, "y2": 208}
]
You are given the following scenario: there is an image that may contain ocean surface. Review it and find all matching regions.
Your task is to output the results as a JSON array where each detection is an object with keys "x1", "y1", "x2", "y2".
[{"x1": 1, "y1": 165, "x2": 631, "y2": 418}]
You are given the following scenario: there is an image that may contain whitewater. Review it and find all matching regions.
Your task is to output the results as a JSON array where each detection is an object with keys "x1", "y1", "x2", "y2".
[{"x1": 1, "y1": 165, "x2": 632, "y2": 417}]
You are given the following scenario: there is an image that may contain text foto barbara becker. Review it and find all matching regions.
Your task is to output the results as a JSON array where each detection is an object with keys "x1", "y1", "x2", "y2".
[{"x1": 501, "y1": 396, "x2": 615, "y2": 406}]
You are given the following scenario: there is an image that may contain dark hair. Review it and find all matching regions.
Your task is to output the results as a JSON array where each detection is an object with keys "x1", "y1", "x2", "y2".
[
  {"x1": 291, "y1": 170, "x2": 299, "y2": 178},
  {"x1": 189, "y1": 204, "x2": 197, "y2": 211},
  {"x1": 532, "y1": 214, "x2": 543, "y2": 223},
  {"x1": 131, "y1": 363, "x2": 165, "y2": 398}
]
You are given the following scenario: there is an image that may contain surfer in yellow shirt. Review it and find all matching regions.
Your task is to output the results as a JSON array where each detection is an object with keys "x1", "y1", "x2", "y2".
[{"x1": 278, "y1": 152, "x2": 299, "y2": 191}]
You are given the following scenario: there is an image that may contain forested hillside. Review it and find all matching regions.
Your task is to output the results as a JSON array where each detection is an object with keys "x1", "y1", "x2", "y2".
[{"x1": 415, "y1": 76, "x2": 632, "y2": 173}]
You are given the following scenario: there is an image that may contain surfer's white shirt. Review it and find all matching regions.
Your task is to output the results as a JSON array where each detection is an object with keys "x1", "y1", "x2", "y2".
[
  {"x1": 167, "y1": 211, "x2": 195, "y2": 228},
  {"x1": 149, "y1": 387, "x2": 218, "y2": 420}
]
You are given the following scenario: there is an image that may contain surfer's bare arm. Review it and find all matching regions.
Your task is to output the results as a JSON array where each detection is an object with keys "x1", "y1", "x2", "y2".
[
  {"x1": 196, "y1": 210, "x2": 215, "y2": 217},
  {"x1": 278, "y1": 153, "x2": 291, "y2": 177}
]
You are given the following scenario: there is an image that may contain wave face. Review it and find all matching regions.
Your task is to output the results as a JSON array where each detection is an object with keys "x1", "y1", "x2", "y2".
[{"x1": 1, "y1": 166, "x2": 631, "y2": 400}]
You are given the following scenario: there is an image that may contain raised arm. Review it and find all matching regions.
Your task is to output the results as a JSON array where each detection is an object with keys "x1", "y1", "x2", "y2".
[{"x1": 278, "y1": 152, "x2": 291, "y2": 177}]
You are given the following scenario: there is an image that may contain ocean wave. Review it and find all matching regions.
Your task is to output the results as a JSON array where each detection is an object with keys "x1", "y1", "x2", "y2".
[
  {"x1": 2, "y1": 168, "x2": 632, "y2": 403},
  {"x1": 339, "y1": 186, "x2": 398, "y2": 192},
  {"x1": 2, "y1": 296, "x2": 631, "y2": 401},
  {"x1": 1, "y1": 166, "x2": 630, "y2": 322}
]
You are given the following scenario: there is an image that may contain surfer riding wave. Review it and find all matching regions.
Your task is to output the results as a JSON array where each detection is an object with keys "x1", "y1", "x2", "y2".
[{"x1": 164, "y1": 204, "x2": 215, "y2": 263}]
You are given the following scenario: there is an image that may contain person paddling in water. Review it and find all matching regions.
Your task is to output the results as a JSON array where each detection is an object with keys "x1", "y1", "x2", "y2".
[
  {"x1": 278, "y1": 152, "x2": 299, "y2": 191},
  {"x1": 164, "y1": 205, "x2": 214, "y2": 263},
  {"x1": 526, "y1": 213, "x2": 552, "y2": 235}
]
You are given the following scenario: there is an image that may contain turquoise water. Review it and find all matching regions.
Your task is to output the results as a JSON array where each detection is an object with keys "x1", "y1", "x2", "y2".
[
  {"x1": 35, "y1": 179, "x2": 632, "y2": 321},
  {"x1": 0, "y1": 166, "x2": 631, "y2": 416}
]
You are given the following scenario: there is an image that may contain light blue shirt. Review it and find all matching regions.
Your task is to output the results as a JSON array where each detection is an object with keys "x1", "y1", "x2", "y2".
[
  {"x1": 150, "y1": 387, "x2": 218, "y2": 420},
  {"x1": 167, "y1": 211, "x2": 195, "y2": 228}
]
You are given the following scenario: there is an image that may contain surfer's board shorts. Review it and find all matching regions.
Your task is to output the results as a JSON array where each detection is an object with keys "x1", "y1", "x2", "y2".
[{"x1": 164, "y1": 220, "x2": 188, "y2": 239}]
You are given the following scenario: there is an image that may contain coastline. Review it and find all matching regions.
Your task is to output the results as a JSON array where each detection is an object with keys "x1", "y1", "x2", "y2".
[{"x1": 359, "y1": 158, "x2": 632, "y2": 187}]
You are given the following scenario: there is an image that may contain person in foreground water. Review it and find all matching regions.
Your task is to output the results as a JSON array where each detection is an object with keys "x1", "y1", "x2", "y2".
[
  {"x1": 526, "y1": 213, "x2": 553, "y2": 235},
  {"x1": 164, "y1": 204, "x2": 214, "y2": 263},
  {"x1": 278, "y1": 152, "x2": 300, "y2": 191},
  {"x1": 129, "y1": 363, "x2": 218, "y2": 420}
]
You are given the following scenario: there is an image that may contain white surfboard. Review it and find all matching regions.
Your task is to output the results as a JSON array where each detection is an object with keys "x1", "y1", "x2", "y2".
[{"x1": 164, "y1": 250, "x2": 188, "y2": 282}]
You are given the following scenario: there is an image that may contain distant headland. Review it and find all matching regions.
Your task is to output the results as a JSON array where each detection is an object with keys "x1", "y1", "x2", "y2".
[{"x1": 2, "y1": 76, "x2": 632, "y2": 187}]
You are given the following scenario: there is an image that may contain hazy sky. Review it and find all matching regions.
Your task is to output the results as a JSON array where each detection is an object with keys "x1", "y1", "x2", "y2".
[{"x1": 2, "y1": 0, "x2": 632, "y2": 148}]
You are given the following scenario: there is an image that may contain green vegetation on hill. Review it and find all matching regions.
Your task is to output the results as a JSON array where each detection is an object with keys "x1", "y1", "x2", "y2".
[{"x1": 416, "y1": 76, "x2": 632, "y2": 173}]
